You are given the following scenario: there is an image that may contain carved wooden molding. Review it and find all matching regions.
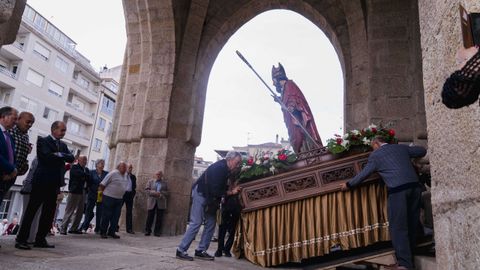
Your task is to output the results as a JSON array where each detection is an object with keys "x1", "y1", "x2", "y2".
[
  {"x1": 240, "y1": 152, "x2": 380, "y2": 212},
  {"x1": 246, "y1": 185, "x2": 279, "y2": 202},
  {"x1": 320, "y1": 166, "x2": 356, "y2": 184},
  {"x1": 283, "y1": 175, "x2": 317, "y2": 193}
]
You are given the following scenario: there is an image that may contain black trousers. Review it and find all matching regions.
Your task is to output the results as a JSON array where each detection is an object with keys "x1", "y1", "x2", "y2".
[
  {"x1": 145, "y1": 204, "x2": 164, "y2": 235},
  {"x1": 387, "y1": 186, "x2": 422, "y2": 269},
  {"x1": 81, "y1": 197, "x2": 102, "y2": 232},
  {"x1": 217, "y1": 207, "x2": 241, "y2": 253},
  {"x1": 16, "y1": 186, "x2": 57, "y2": 243},
  {"x1": 122, "y1": 191, "x2": 135, "y2": 232}
]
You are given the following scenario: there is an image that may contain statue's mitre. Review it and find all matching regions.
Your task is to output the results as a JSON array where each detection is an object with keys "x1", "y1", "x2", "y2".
[{"x1": 272, "y1": 63, "x2": 288, "y2": 80}]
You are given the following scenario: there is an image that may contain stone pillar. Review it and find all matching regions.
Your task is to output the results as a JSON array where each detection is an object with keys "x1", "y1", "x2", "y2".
[
  {"x1": 112, "y1": 0, "x2": 194, "y2": 235},
  {"x1": 366, "y1": 0, "x2": 426, "y2": 142},
  {"x1": 418, "y1": 1, "x2": 480, "y2": 269},
  {"x1": 0, "y1": 0, "x2": 26, "y2": 47}
]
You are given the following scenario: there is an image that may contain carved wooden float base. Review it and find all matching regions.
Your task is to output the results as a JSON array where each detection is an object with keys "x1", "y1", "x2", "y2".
[{"x1": 239, "y1": 151, "x2": 379, "y2": 212}]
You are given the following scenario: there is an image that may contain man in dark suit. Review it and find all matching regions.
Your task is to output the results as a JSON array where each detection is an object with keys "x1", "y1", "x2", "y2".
[
  {"x1": 60, "y1": 155, "x2": 89, "y2": 234},
  {"x1": 122, "y1": 164, "x2": 136, "y2": 233},
  {"x1": 340, "y1": 136, "x2": 427, "y2": 270},
  {"x1": 15, "y1": 121, "x2": 74, "y2": 250},
  {"x1": 0, "y1": 106, "x2": 18, "y2": 203}
]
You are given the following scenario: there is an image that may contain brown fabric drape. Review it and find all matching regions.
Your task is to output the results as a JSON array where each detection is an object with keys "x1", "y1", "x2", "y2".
[{"x1": 233, "y1": 182, "x2": 389, "y2": 267}]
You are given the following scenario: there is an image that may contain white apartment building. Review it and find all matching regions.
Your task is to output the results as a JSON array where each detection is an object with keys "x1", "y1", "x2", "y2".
[
  {"x1": 0, "y1": 4, "x2": 118, "y2": 221},
  {"x1": 192, "y1": 156, "x2": 213, "y2": 180},
  {"x1": 88, "y1": 67, "x2": 120, "y2": 170}
]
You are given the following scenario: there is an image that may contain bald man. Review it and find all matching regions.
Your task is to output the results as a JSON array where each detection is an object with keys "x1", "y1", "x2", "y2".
[{"x1": 60, "y1": 155, "x2": 90, "y2": 235}]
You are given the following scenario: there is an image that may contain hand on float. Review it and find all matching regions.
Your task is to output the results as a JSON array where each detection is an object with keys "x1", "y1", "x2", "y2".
[{"x1": 340, "y1": 183, "x2": 349, "y2": 191}]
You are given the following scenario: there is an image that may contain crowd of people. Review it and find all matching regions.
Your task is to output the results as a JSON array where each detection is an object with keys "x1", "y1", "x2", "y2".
[{"x1": 0, "y1": 105, "x2": 173, "y2": 250}]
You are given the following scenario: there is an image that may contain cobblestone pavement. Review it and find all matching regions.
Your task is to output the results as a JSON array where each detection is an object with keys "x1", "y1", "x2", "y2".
[{"x1": 0, "y1": 232, "x2": 297, "y2": 270}]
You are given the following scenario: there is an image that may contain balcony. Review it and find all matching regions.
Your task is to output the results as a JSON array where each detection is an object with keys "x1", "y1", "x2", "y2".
[
  {"x1": 0, "y1": 43, "x2": 23, "y2": 61},
  {"x1": 70, "y1": 81, "x2": 99, "y2": 103},
  {"x1": 64, "y1": 129, "x2": 90, "y2": 147},
  {"x1": 66, "y1": 101, "x2": 95, "y2": 118},
  {"x1": 0, "y1": 67, "x2": 18, "y2": 89},
  {"x1": 12, "y1": 41, "x2": 25, "y2": 51}
]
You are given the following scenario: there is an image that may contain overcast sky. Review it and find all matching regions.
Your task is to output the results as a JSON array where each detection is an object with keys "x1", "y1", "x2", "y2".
[{"x1": 27, "y1": 1, "x2": 343, "y2": 162}]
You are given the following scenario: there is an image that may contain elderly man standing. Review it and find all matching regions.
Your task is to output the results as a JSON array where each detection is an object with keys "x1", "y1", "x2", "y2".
[
  {"x1": 340, "y1": 136, "x2": 427, "y2": 270},
  {"x1": 176, "y1": 151, "x2": 242, "y2": 261},
  {"x1": 122, "y1": 164, "x2": 136, "y2": 234},
  {"x1": 145, "y1": 171, "x2": 168, "y2": 236},
  {"x1": 98, "y1": 162, "x2": 129, "y2": 239},
  {"x1": 16, "y1": 121, "x2": 74, "y2": 249},
  {"x1": 81, "y1": 159, "x2": 108, "y2": 233},
  {"x1": 60, "y1": 155, "x2": 89, "y2": 235},
  {"x1": 2, "y1": 111, "x2": 35, "y2": 199},
  {"x1": 0, "y1": 107, "x2": 18, "y2": 204}
]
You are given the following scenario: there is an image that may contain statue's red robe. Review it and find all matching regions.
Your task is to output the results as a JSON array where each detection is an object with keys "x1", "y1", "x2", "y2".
[{"x1": 281, "y1": 80, "x2": 323, "y2": 153}]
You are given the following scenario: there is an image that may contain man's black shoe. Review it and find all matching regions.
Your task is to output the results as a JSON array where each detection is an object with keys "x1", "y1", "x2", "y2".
[
  {"x1": 145, "y1": 232, "x2": 151, "y2": 236},
  {"x1": 108, "y1": 233, "x2": 120, "y2": 239},
  {"x1": 68, "y1": 230, "x2": 83, "y2": 234},
  {"x1": 154, "y1": 233, "x2": 161, "y2": 237},
  {"x1": 33, "y1": 241, "x2": 55, "y2": 248},
  {"x1": 176, "y1": 249, "x2": 194, "y2": 261},
  {"x1": 59, "y1": 231, "x2": 67, "y2": 235},
  {"x1": 194, "y1": 250, "x2": 214, "y2": 261},
  {"x1": 214, "y1": 250, "x2": 222, "y2": 257},
  {"x1": 100, "y1": 234, "x2": 108, "y2": 239},
  {"x1": 224, "y1": 251, "x2": 232, "y2": 257},
  {"x1": 15, "y1": 242, "x2": 31, "y2": 250},
  {"x1": 127, "y1": 230, "x2": 135, "y2": 234}
]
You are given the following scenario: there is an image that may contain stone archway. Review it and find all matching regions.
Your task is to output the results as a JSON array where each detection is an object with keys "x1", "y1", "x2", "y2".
[{"x1": 113, "y1": 0, "x2": 425, "y2": 236}]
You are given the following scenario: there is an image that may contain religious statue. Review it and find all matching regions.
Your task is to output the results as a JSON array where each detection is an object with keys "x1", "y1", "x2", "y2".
[{"x1": 272, "y1": 63, "x2": 323, "y2": 153}]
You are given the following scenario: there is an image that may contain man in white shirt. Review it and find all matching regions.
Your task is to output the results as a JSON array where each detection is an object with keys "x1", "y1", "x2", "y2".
[{"x1": 98, "y1": 162, "x2": 128, "y2": 239}]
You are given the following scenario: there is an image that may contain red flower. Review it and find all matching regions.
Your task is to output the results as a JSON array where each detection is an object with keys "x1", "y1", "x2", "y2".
[
  {"x1": 278, "y1": 154, "x2": 287, "y2": 161},
  {"x1": 247, "y1": 158, "x2": 254, "y2": 166},
  {"x1": 336, "y1": 138, "x2": 343, "y2": 145},
  {"x1": 388, "y1": 129, "x2": 395, "y2": 136},
  {"x1": 372, "y1": 128, "x2": 377, "y2": 133}
]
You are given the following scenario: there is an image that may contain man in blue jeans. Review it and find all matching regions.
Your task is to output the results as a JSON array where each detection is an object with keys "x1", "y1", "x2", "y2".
[{"x1": 176, "y1": 151, "x2": 242, "y2": 261}]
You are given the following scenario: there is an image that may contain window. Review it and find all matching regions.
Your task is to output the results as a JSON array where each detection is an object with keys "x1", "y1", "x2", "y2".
[
  {"x1": 2, "y1": 92, "x2": 10, "y2": 104},
  {"x1": 48, "y1": 81, "x2": 64, "y2": 97},
  {"x1": 106, "y1": 82, "x2": 118, "y2": 93},
  {"x1": 33, "y1": 13, "x2": 47, "y2": 30},
  {"x1": 93, "y1": 138, "x2": 102, "y2": 152},
  {"x1": 33, "y1": 42, "x2": 50, "y2": 61},
  {"x1": 24, "y1": 6, "x2": 35, "y2": 22},
  {"x1": 78, "y1": 76, "x2": 90, "y2": 89},
  {"x1": 54, "y1": 56, "x2": 69, "y2": 73},
  {"x1": 101, "y1": 96, "x2": 115, "y2": 116},
  {"x1": 102, "y1": 143, "x2": 110, "y2": 162},
  {"x1": 67, "y1": 119, "x2": 81, "y2": 134},
  {"x1": 19, "y1": 96, "x2": 38, "y2": 114},
  {"x1": 106, "y1": 122, "x2": 112, "y2": 135},
  {"x1": 43, "y1": 107, "x2": 58, "y2": 122},
  {"x1": 97, "y1": 117, "x2": 106, "y2": 131},
  {"x1": 26, "y1": 69, "x2": 44, "y2": 87}
]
